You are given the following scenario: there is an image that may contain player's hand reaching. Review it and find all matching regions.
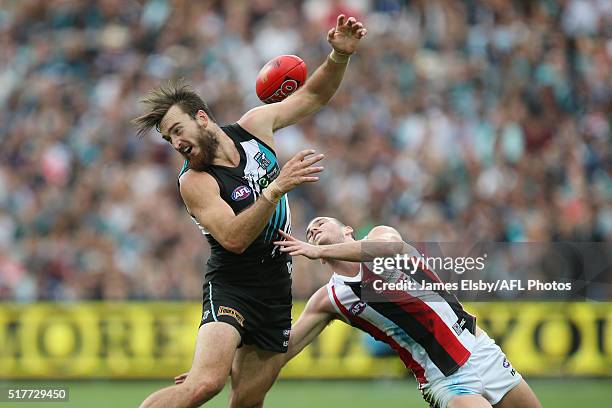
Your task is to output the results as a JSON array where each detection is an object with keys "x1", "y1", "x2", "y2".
[
  {"x1": 277, "y1": 149, "x2": 324, "y2": 191},
  {"x1": 275, "y1": 230, "x2": 322, "y2": 259},
  {"x1": 327, "y1": 14, "x2": 367, "y2": 56}
]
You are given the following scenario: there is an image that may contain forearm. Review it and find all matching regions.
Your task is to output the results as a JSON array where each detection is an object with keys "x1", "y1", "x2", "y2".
[
  {"x1": 318, "y1": 240, "x2": 407, "y2": 262},
  {"x1": 301, "y1": 51, "x2": 349, "y2": 105},
  {"x1": 283, "y1": 287, "x2": 335, "y2": 365},
  {"x1": 224, "y1": 188, "x2": 284, "y2": 253},
  {"x1": 284, "y1": 314, "x2": 332, "y2": 365}
]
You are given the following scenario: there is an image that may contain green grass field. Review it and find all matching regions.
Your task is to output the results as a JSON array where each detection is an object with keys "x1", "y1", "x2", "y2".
[{"x1": 1, "y1": 379, "x2": 610, "y2": 407}]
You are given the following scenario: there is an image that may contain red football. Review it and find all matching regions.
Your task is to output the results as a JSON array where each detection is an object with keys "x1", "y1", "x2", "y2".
[{"x1": 256, "y1": 55, "x2": 307, "y2": 104}]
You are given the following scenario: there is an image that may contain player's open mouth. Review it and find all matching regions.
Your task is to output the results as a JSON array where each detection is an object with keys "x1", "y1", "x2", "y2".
[{"x1": 181, "y1": 146, "x2": 193, "y2": 155}]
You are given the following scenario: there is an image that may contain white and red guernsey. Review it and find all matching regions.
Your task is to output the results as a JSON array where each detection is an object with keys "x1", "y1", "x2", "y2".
[{"x1": 326, "y1": 261, "x2": 477, "y2": 387}]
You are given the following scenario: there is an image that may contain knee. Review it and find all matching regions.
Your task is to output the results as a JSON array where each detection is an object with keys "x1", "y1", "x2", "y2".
[{"x1": 187, "y1": 377, "x2": 226, "y2": 406}]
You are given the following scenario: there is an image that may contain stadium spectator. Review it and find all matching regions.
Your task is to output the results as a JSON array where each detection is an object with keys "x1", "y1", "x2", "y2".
[{"x1": 0, "y1": 0, "x2": 610, "y2": 301}]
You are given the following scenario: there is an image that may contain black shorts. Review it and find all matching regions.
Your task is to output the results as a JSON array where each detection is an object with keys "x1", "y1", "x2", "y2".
[{"x1": 200, "y1": 281, "x2": 292, "y2": 353}]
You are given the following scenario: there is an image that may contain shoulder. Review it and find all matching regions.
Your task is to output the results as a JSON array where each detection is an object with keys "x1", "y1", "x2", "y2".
[
  {"x1": 365, "y1": 225, "x2": 403, "y2": 242},
  {"x1": 237, "y1": 106, "x2": 275, "y2": 147},
  {"x1": 178, "y1": 168, "x2": 217, "y2": 187},
  {"x1": 179, "y1": 170, "x2": 220, "y2": 205}
]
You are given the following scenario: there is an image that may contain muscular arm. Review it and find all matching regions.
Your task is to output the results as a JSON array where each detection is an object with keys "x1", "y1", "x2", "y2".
[
  {"x1": 237, "y1": 14, "x2": 367, "y2": 144},
  {"x1": 239, "y1": 54, "x2": 350, "y2": 140},
  {"x1": 179, "y1": 171, "x2": 281, "y2": 254},
  {"x1": 180, "y1": 149, "x2": 323, "y2": 254},
  {"x1": 284, "y1": 286, "x2": 338, "y2": 364},
  {"x1": 318, "y1": 226, "x2": 414, "y2": 261},
  {"x1": 277, "y1": 226, "x2": 419, "y2": 262}
]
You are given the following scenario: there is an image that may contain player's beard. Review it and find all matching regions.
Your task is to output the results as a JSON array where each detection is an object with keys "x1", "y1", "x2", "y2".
[{"x1": 187, "y1": 127, "x2": 219, "y2": 171}]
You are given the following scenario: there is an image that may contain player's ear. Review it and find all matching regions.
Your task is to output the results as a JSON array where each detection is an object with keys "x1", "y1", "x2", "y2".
[
  {"x1": 343, "y1": 225, "x2": 354, "y2": 239},
  {"x1": 195, "y1": 110, "x2": 209, "y2": 128}
]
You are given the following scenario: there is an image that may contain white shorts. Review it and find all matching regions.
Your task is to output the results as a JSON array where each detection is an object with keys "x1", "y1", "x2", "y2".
[{"x1": 420, "y1": 330, "x2": 522, "y2": 408}]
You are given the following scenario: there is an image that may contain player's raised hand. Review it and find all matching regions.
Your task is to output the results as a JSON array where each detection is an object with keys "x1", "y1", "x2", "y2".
[
  {"x1": 275, "y1": 149, "x2": 324, "y2": 193},
  {"x1": 327, "y1": 14, "x2": 367, "y2": 55},
  {"x1": 274, "y1": 230, "x2": 322, "y2": 259}
]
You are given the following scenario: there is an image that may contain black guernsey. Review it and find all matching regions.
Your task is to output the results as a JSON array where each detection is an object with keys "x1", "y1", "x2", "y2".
[{"x1": 178, "y1": 123, "x2": 292, "y2": 292}]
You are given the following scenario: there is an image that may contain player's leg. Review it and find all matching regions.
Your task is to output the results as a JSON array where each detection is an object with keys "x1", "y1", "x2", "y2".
[
  {"x1": 448, "y1": 395, "x2": 492, "y2": 408},
  {"x1": 139, "y1": 322, "x2": 241, "y2": 408},
  {"x1": 469, "y1": 330, "x2": 540, "y2": 407},
  {"x1": 229, "y1": 290, "x2": 292, "y2": 408},
  {"x1": 228, "y1": 344, "x2": 285, "y2": 408},
  {"x1": 493, "y1": 379, "x2": 542, "y2": 408}
]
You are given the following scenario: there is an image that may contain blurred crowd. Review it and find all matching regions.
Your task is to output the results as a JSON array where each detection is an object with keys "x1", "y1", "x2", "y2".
[{"x1": 0, "y1": 0, "x2": 610, "y2": 301}]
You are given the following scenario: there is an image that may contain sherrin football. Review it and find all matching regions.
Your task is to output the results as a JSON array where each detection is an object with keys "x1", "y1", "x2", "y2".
[{"x1": 256, "y1": 55, "x2": 307, "y2": 104}]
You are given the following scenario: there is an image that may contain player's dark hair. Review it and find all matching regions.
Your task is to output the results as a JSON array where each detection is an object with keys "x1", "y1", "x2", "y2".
[
  {"x1": 132, "y1": 79, "x2": 216, "y2": 138},
  {"x1": 308, "y1": 217, "x2": 356, "y2": 240}
]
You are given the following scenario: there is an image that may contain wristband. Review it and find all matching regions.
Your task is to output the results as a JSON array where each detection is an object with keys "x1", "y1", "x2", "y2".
[
  {"x1": 329, "y1": 49, "x2": 351, "y2": 64},
  {"x1": 262, "y1": 181, "x2": 283, "y2": 204}
]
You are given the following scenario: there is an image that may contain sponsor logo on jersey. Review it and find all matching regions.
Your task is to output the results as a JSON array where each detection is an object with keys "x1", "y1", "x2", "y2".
[
  {"x1": 217, "y1": 306, "x2": 245, "y2": 326},
  {"x1": 231, "y1": 185, "x2": 252, "y2": 201},
  {"x1": 503, "y1": 356, "x2": 516, "y2": 375},
  {"x1": 258, "y1": 176, "x2": 270, "y2": 188},
  {"x1": 502, "y1": 357, "x2": 511, "y2": 369},
  {"x1": 283, "y1": 329, "x2": 291, "y2": 337},
  {"x1": 268, "y1": 166, "x2": 280, "y2": 180},
  {"x1": 349, "y1": 301, "x2": 367, "y2": 316},
  {"x1": 452, "y1": 317, "x2": 466, "y2": 336},
  {"x1": 202, "y1": 310, "x2": 210, "y2": 321}
]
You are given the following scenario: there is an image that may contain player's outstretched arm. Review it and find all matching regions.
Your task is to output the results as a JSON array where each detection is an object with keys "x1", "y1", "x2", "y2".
[
  {"x1": 238, "y1": 14, "x2": 367, "y2": 141},
  {"x1": 284, "y1": 286, "x2": 337, "y2": 365},
  {"x1": 180, "y1": 150, "x2": 323, "y2": 254},
  {"x1": 275, "y1": 226, "x2": 409, "y2": 262}
]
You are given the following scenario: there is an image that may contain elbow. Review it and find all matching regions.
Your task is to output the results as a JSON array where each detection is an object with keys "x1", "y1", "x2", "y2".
[
  {"x1": 215, "y1": 227, "x2": 251, "y2": 254},
  {"x1": 222, "y1": 237, "x2": 247, "y2": 254},
  {"x1": 225, "y1": 242, "x2": 247, "y2": 254}
]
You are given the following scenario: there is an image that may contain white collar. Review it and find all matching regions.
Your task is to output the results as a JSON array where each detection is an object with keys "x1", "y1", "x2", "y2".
[{"x1": 332, "y1": 263, "x2": 363, "y2": 283}]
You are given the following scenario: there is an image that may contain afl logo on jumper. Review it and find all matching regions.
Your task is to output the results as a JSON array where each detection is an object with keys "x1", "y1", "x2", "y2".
[
  {"x1": 231, "y1": 185, "x2": 252, "y2": 201},
  {"x1": 349, "y1": 301, "x2": 367, "y2": 316}
]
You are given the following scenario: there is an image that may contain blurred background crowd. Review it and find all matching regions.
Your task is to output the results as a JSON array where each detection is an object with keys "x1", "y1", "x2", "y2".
[{"x1": 0, "y1": 0, "x2": 610, "y2": 301}]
